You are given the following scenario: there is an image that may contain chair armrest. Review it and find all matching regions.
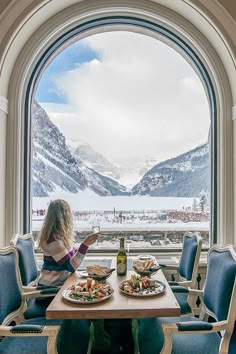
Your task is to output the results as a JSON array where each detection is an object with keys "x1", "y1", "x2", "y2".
[
  {"x1": 168, "y1": 281, "x2": 180, "y2": 286},
  {"x1": 0, "y1": 325, "x2": 60, "y2": 337},
  {"x1": 176, "y1": 321, "x2": 213, "y2": 331},
  {"x1": 171, "y1": 286, "x2": 189, "y2": 293},
  {"x1": 23, "y1": 285, "x2": 60, "y2": 292},
  {"x1": 159, "y1": 264, "x2": 179, "y2": 270},
  {"x1": 162, "y1": 320, "x2": 227, "y2": 335},
  {"x1": 10, "y1": 325, "x2": 44, "y2": 334},
  {"x1": 176, "y1": 281, "x2": 192, "y2": 287},
  {"x1": 169, "y1": 280, "x2": 192, "y2": 287},
  {"x1": 39, "y1": 287, "x2": 60, "y2": 295},
  {"x1": 35, "y1": 285, "x2": 59, "y2": 290},
  {"x1": 22, "y1": 287, "x2": 59, "y2": 299}
]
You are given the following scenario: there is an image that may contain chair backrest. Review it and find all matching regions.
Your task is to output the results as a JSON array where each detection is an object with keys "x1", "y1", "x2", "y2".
[
  {"x1": 203, "y1": 244, "x2": 236, "y2": 322},
  {"x1": 10, "y1": 233, "x2": 38, "y2": 286},
  {"x1": 0, "y1": 247, "x2": 23, "y2": 324},
  {"x1": 178, "y1": 232, "x2": 202, "y2": 285}
]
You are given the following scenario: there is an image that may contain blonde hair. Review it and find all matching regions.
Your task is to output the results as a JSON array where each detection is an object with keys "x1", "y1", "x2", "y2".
[{"x1": 38, "y1": 199, "x2": 73, "y2": 249}]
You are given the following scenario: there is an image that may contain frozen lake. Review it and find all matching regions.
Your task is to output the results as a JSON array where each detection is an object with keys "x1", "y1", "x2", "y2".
[
  {"x1": 33, "y1": 189, "x2": 198, "y2": 211},
  {"x1": 32, "y1": 190, "x2": 209, "y2": 237}
]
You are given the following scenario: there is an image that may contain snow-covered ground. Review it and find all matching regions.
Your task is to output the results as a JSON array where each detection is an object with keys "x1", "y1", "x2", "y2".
[
  {"x1": 32, "y1": 189, "x2": 209, "y2": 235},
  {"x1": 32, "y1": 218, "x2": 209, "y2": 232}
]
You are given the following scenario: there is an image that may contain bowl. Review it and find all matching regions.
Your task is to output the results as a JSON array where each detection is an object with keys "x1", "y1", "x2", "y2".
[
  {"x1": 133, "y1": 257, "x2": 160, "y2": 277},
  {"x1": 132, "y1": 265, "x2": 161, "y2": 277},
  {"x1": 136, "y1": 254, "x2": 156, "y2": 261},
  {"x1": 88, "y1": 272, "x2": 112, "y2": 282}
]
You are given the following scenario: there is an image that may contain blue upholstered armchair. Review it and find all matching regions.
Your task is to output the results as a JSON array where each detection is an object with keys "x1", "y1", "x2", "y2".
[
  {"x1": 10, "y1": 233, "x2": 59, "y2": 319},
  {"x1": 0, "y1": 246, "x2": 61, "y2": 353},
  {"x1": 10, "y1": 233, "x2": 39, "y2": 286},
  {"x1": 160, "y1": 232, "x2": 202, "y2": 315},
  {"x1": 138, "y1": 244, "x2": 236, "y2": 354}
]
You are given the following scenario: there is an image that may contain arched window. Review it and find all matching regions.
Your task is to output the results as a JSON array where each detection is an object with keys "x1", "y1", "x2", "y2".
[{"x1": 4, "y1": 2, "x2": 234, "y2": 247}]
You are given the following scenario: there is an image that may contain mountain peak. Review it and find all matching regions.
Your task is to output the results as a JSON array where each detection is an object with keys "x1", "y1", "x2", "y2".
[
  {"x1": 132, "y1": 143, "x2": 209, "y2": 197},
  {"x1": 73, "y1": 143, "x2": 120, "y2": 180},
  {"x1": 32, "y1": 101, "x2": 128, "y2": 197}
]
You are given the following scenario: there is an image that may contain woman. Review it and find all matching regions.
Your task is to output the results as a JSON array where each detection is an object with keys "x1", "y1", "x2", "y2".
[
  {"x1": 38, "y1": 199, "x2": 98, "y2": 354},
  {"x1": 38, "y1": 199, "x2": 98, "y2": 286}
]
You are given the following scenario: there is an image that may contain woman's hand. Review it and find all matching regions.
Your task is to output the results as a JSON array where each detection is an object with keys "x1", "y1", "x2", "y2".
[{"x1": 83, "y1": 232, "x2": 99, "y2": 247}]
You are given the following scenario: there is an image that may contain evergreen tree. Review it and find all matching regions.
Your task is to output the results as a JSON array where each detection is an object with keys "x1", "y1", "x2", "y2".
[{"x1": 199, "y1": 192, "x2": 207, "y2": 212}]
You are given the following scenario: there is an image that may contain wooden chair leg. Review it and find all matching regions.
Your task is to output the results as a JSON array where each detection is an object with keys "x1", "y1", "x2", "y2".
[
  {"x1": 161, "y1": 330, "x2": 173, "y2": 354},
  {"x1": 47, "y1": 335, "x2": 58, "y2": 354}
]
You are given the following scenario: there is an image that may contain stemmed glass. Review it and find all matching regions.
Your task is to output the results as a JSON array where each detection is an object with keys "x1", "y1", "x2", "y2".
[
  {"x1": 92, "y1": 219, "x2": 101, "y2": 247},
  {"x1": 125, "y1": 239, "x2": 132, "y2": 270},
  {"x1": 126, "y1": 239, "x2": 132, "y2": 255}
]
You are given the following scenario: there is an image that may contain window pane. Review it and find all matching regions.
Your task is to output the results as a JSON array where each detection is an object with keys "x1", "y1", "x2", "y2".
[{"x1": 32, "y1": 31, "x2": 210, "y2": 249}]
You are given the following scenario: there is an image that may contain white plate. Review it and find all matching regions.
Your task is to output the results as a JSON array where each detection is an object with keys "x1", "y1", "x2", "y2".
[
  {"x1": 78, "y1": 270, "x2": 89, "y2": 278},
  {"x1": 62, "y1": 287, "x2": 114, "y2": 304},
  {"x1": 119, "y1": 280, "x2": 166, "y2": 297}
]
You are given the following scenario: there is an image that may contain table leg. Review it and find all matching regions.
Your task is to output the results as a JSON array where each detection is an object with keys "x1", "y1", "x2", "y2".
[
  {"x1": 87, "y1": 322, "x2": 94, "y2": 354},
  {"x1": 132, "y1": 319, "x2": 140, "y2": 354},
  {"x1": 91, "y1": 319, "x2": 111, "y2": 353}
]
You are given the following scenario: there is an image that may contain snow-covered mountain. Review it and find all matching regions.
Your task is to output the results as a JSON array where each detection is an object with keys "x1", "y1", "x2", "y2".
[
  {"x1": 132, "y1": 144, "x2": 209, "y2": 197},
  {"x1": 73, "y1": 143, "x2": 120, "y2": 180},
  {"x1": 32, "y1": 101, "x2": 129, "y2": 197},
  {"x1": 32, "y1": 100, "x2": 209, "y2": 199}
]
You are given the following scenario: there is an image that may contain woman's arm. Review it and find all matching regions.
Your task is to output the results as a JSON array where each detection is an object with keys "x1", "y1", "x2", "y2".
[{"x1": 44, "y1": 233, "x2": 99, "y2": 272}]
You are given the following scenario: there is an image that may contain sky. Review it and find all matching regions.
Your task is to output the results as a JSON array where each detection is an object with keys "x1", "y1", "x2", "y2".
[{"x1": 36, "y1": 31, "x2": 210, "y2": 167}]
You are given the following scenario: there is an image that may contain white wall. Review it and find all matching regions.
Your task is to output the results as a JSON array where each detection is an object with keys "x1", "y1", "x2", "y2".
[{"x1": 0, "y1": 105, "x2": 6, "y2": 246}]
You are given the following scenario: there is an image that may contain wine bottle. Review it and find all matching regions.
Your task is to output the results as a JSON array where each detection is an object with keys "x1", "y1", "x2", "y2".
[{"x1": 117, "y1": 237, "x2": 127, "y2": 275}]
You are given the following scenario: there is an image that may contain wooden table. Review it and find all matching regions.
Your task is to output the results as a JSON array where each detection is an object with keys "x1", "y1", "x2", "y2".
[{"x1": 46, "y1": 269, "x2": 180, "y2": 320}]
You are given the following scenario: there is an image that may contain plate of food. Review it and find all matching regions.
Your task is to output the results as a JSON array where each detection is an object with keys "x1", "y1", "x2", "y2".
[
  {"x1": 78, "y1": 265, "x2": 115, "y2": 281},
  {"x1": 133, "y1": 259, "x2": 161, "y2": 277},
  {"x1": 119, "y1": 274, "x2": 166, "y2": 297},
  {"x1": 62, "y1": 277, "x2": 114, "y2": 304}
]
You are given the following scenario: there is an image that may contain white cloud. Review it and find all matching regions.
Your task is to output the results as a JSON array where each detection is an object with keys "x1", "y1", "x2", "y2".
[{"x1": 41, "y1": 31, "x2": 210, "y2": 165}]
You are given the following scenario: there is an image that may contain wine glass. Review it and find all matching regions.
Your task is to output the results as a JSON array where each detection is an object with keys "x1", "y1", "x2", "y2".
[
  {"x1": 126, "y1": 239, "x2": 132, "y2": 255},
  {"x1": 91, "y1": 219, "x2": 100, "y2": 247}
]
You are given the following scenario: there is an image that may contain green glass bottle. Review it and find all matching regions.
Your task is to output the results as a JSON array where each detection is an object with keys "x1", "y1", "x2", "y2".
[{"x1": 117, "y1": 237, "x2": 127, "y2": 276}]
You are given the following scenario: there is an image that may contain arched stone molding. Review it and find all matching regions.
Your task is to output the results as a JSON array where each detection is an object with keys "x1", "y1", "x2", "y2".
[
  {"x1": 1, "y1": 0, "x2": 236, "y2": 98},
  {"x1": 0, "y1": 96, "x2": 8, "y2": 114},
  {"x1": 1, "y1": 0, "x2": 235, "y2": 245}
]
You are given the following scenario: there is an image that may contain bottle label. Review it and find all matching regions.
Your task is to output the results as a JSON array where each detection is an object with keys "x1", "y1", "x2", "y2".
[{"x1": 117, "y1": 261, "x2": 127, "y2": 274}]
